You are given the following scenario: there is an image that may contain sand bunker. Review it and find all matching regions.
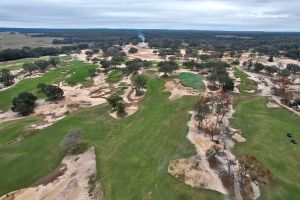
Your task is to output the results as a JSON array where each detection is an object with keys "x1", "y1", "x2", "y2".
[
  {"x1": 0, "y1": 147, "x2": 101, "y2": 200},
  {"x1": 0, "y1": 72, "x2": 111, "y2": 129},
  {"x1": 164, "y1": 78, "x2": 199, "y2": 100},
  {"x1": 168, "y1": 156, "x2": 227, "y2": 194},
  {"x1": 169, "y1": 111, "x2": 227, "y2": 194},
  {"x1": 109, "y1": 87, "x2": 146, "y2": 119}
]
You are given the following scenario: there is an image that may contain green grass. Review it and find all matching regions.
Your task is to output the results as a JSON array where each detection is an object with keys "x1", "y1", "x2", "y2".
[
  {"x1": 0, "y1": 57, "x2": 47, "y2": 70},
  {"x1": 64, "y1": 60, "x2": 97, "y2": 85},
  {"x1": 234, "y1": 67, "x2": 257, "y2": 94},
  {"x1": 178, "y1": 72, "x2": 206, "y2": 90},
  {"x1": 106, "y1": 69, "x2": 123, "y2": 83},
  {"x1": 0, "y1": 78, "x2": 222, "y2": 200},
  {"x1": 0, "y1": 60, "x2": 96, "y2": 111},
  {"x1": 231, "y1": 97, "x2": 300, "y2": 200},
  {"x1": 0, "y1": 117, "x2": 39, "y2": 144}
]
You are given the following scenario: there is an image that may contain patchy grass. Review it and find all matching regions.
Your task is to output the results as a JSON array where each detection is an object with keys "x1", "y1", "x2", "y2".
[
  {"x1": 234, "y1": 67, "x2": 257, "y2": 94},
  {"x1": 0, "y1": 78, "x2": 222, "y2": 199},
  {"x1": 178, "y1": 72, "x2": 206, "y2": 90},
  {"x1": 231, "y1": 97, "x2": 300, "y2": 200},
  {"x1": 106, "y1": 68, "x2": 123, "y2": 83}
]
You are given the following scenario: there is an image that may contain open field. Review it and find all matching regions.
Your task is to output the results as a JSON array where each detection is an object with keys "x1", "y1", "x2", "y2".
[
  {"x1": 178, "y1": 72, "x2": 206, "y2": 90},
  {"x1": 0, "y1": 32, "x2": 63, "y2": 50},
  {"x1": 0, "y1": 60, "x2": 97, "y2": 111},
  {"x1": 0, "y1": 78, "x2": 223, "y2": 199},
  {"x1": 231, "y1": 97, "x2": 300, "y2": 200}
]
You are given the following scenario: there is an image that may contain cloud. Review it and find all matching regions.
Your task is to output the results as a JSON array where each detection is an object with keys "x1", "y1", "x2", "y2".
[{"x1": 0, "y1": 0, "x2": 299, "y2": 31}]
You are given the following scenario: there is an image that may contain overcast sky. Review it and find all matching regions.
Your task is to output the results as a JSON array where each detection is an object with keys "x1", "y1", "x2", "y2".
[{"x1": 0, "y1": 0, "x2": 299, "y2": 31}]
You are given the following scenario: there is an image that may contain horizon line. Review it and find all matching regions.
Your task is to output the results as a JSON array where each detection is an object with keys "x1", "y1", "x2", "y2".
[{"x1": 1, "y1": 27, "x2": 300, "y2": 34}]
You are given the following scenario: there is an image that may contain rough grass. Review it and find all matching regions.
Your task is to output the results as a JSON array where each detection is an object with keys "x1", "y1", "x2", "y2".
[
  {"x1": 178, "y1": 72, "x2": 206, "y2": 90},
  {"x1": 0, "y1": 78, "x2": 223, "y2": 200},
  {"x1": 234, "y1": 67, "x2": 257, "y2": 94},
  {"x1": 0, "y1": 60, "x2": 96, "y2": 111},
  {"x1": 106, "y1": 68, "x2": 123, "y2": 83},
  {"x1": 231, "y1": 97, "x2": 300, "y2": 200}
]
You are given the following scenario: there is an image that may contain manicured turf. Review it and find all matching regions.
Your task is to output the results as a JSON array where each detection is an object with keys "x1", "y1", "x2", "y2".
[
  {"x1": 178, "y1": 72, "x2": 206, "y2": 90},
  {"x1": 64, "y1": 60, "x2": 97, "y2": 85},
  {"x1": 234, "y1": 67, "x2": 257, "y2": 94},
  {"x1": 0, "y1": 78, "x2": 222, "y2": 199},
  {"x1": 0, "y1": 60, "x2": 96, "y2": 112},
  {"x1": 106, "y1": 68, "x2": 123, "y2": 83},
  {"x1": 231, "y1": 97, "x2": 300, "y2": 200}
]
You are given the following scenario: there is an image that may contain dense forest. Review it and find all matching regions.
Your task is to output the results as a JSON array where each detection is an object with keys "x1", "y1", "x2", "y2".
[{"x1": 1, "y1": 28, "x2": 300, "y2": 61}]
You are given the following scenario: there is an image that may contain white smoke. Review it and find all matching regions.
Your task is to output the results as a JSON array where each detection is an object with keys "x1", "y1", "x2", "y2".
[{"x1": 138, "y1": 33, "x2": 145, "y2": 43}]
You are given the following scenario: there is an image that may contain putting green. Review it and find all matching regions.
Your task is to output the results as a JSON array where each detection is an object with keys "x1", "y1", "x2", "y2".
[{"x1": 178, "y1": 72, "x2": 206, "y2": 90}]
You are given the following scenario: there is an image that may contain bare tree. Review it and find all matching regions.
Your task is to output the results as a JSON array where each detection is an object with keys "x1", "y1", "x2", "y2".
[{"x1": 61, "y1": 129, "x2": 84, "y2": 151}]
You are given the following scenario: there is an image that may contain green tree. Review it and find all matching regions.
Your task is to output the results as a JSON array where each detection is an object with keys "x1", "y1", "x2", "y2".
[
  {"x1": 11, "y1": 92, "x2": 37, "y2": 116},
  {"x1": 157, "y1": 61, "x2": 179, "y2": 76},
  {"x1": 125, "y1": 59, "x2": 143, "y2": 75},
  {"x1": 44, "y1": 85, "x2": 64, "y2": 101},
  {"x1": 37, "y1": 83, "x2": 47, "y2": 92},
  {"x1": 116, "y1": 101, "x2": 126, "y2": 116},
  {"x1": 34, "y1": 60, "x2": 50, "y2": 72},
  {"x1": 49, "y1": 57, "x2": 60, "y2": 67},
  {"x1": 0, "y1": 69, "x2": 14, "y2": 86},
  {"x1": 100, "y1": 59, "x2": 111, "y2": 71},
  {"x1": 128, "y1": 47, "x2": 138, "y2": 54},
  {"x1": 132, "y1": 75, "x2": 147, "y2": 95},
  {"x1": 23, "y1": 63, "x2": 37, "y2": 75},
  {"x1": 253, "y1": 62, "x2": 265, "y2": 72},
  {"x1": 107, "y1": 94, "x2": 122, "y2": 111}
]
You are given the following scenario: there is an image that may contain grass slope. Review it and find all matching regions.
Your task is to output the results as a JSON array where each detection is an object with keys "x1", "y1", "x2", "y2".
[
  {"x1": 0, "y1": 60, "x2": 96, "y2": 111},
  {"x1": 106, "y1": 68, "x2": 123, "y2": 83},
  {"x1": 231, "y1": 97, "x2": 300, "y2": 200},
  {"x1": 0, "y1": 78, "x2": 222, "y2": 199},
  {"x1": 178, "y1": 72, "x2": 206, "y2": 90}
]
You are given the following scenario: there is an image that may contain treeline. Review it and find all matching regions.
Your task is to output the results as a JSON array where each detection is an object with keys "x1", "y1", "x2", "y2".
[
  {"x1": 0, "y1": 44, "x2": 88, "y2": 62},
  {"x1": 43, "y1": 30, "x2": 300, "y2": 59},
  {"x1": 2, "y1": 28, "x2": 300, "y2": 60}
]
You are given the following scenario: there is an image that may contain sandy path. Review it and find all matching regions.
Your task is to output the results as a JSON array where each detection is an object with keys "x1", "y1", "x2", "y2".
[
  {"x1": 169, "y1": 111, "x2": 227, "y2": 194},
  {"x1": 239, "y1": 66, "x2": 300, "y2": 117},
  {"x1": 0, "y1": 147, "x2": 101, "y2": 200}
]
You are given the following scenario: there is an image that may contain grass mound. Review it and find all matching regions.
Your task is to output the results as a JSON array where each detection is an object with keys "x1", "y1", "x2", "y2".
[{"x1": 178, "y1": 72, "x2": 205, "y2": 90}]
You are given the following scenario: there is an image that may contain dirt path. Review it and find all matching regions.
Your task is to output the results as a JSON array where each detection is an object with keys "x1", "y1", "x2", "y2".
[
  {"x1": 239, "y1": 67, "x2": 300, "y2": 117},
  {"x1": 0, "y1": 147, "x2": 101, "y2": 200}
]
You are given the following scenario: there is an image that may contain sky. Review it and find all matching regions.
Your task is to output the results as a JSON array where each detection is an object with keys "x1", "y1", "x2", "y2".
[{"x1": 0, "y1": 0, "x2": 299, "y2": 31}]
